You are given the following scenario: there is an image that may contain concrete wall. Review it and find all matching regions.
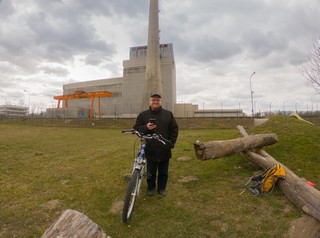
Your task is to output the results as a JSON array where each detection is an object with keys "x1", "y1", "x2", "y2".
[
  {"x1": 194, "y1": 109, "x2": 245, "y2": 118},
  {"x1": 174, "y1": 104, "x2": 244, "y2": 118},
  {"x1": 174, "y1": 103, "x2": 198, "y2": 117}
]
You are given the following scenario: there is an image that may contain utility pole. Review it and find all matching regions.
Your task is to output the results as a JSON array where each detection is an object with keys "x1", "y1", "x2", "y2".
[{"x1": 249, "y1": 72, "x2": 256, "y2": 117}]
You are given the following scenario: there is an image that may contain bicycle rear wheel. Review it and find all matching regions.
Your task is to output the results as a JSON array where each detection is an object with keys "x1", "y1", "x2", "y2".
[{"x1": 122, "y1": 169, "x2": 141, "y2": 223}]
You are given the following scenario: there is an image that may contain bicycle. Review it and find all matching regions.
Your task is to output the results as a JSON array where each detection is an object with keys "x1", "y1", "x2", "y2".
[{"x1": 121, "y1": 129, "x2": 169, "y2": 223}]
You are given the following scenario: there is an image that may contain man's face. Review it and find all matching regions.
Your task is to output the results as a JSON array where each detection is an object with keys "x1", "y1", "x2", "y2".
[{"x1": 149, "y1": 96, "x2": 162, "y2": 110}]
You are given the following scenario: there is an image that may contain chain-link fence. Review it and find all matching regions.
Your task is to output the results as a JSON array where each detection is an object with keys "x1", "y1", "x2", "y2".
[{"x1": 1, "y1": 116, "x2": 320, "y2": 129}]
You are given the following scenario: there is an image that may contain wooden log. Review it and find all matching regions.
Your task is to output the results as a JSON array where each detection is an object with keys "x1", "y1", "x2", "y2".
[
  {"x1": 41, "y1": 209, "x2": 107, "y2": 238},
  {"x1": 193, "y1": 134, "x2": 278, "y2": 160},
  {"x1": 237, "y1": 125, "x2": 320, "y2": 222}
]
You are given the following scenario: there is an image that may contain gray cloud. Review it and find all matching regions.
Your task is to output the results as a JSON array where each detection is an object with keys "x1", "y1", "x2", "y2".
[
  {"x1": 0, "y1": 0, "x2": 14, "y2": 17},
  {"x1": 190, "y1": 37, "x2": 242, "y2": 62},
  {"x1": 38, "y1": 65, "x2": 69, "y2": 77},
  {"x1": 0, "y1": 0, "x2": 117, "y2": 73}
]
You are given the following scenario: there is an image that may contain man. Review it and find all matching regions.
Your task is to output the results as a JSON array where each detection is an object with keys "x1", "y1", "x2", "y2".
[{"x1": 133, "y1": 93, "x2": 179, "y2": 196}]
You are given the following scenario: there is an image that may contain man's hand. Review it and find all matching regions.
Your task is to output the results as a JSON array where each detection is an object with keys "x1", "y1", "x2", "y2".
[{"x1": 147, "y1": 122, "x2": 157, "y2": 130}]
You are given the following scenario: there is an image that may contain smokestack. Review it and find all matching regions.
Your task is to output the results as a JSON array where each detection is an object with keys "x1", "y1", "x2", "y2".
[{"x1": 140, "y1": 0, "x2": 163, "y2": 111}]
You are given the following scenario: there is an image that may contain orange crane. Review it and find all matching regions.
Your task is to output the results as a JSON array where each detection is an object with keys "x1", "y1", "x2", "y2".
[{"x1": 54, "y1": 91, "x2": 112, "y2": 119}]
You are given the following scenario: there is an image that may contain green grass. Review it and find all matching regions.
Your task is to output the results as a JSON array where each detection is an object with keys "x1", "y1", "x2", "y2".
[{"x1": 0, "y1": 116, "x2": 319, "y2": 237}]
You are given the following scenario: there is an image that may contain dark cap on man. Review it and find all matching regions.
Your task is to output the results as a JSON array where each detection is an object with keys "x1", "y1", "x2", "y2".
[{"x1": 150, "y1": 93, "x2": 161, "y2": 98}]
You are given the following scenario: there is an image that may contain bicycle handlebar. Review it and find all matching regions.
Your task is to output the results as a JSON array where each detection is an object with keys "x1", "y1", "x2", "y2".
[{"x1": 122, "y1": 129, "x2": 171, "y2": 145}]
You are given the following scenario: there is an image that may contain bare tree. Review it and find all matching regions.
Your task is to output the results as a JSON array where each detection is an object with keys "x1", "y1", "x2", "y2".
[{"x1": 301, "y1": 37, "x2": 320, "y2": 94}]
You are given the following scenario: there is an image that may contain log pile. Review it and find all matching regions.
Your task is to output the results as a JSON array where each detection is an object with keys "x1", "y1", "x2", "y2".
[{"x1": 194, "y1": 125, "x2": 320, "y2": 222}]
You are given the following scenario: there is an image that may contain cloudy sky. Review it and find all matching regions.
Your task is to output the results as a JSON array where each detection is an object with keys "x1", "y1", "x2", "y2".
[{"x1": 1, "y1": 0, "x2": 320, "y2": 114}]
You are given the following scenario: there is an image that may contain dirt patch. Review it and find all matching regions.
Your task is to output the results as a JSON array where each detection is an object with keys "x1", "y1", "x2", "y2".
[
  {"x1": 110, "y1": 200, "x2": 124, "y2": 214},
  {"x1": 40, "y1": 199, "x2": 61, "y2": 210},
  {"x1": 288, "y1": 215, "x2": 320, "y2": 238},
  {"x1": 178, "y1": 176, "x2": 199, "y2": 183},
  {"x1": 60, "y1": 180, "x2": 70, "y2": 185},
  {"x1": 176, "y1": 156, "x2": 192, "y2": 162}
]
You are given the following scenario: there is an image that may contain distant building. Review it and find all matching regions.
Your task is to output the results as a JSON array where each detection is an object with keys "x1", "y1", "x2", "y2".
[
  {"x1": 174, "y1": 104, "x2": 245, "y2": 117},
  {"x1": 0, "y1": 105, "x2": 28, "y2": 117}
]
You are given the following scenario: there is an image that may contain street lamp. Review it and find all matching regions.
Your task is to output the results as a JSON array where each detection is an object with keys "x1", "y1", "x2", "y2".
[
  {"x1": 249, "y1": 72, "x2": 256, "y2": 117},
  {"x1": 269, "y1": 102, "x2": 272, "y2": 113}
]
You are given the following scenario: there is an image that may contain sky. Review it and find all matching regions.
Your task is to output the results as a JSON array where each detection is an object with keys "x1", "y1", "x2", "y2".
[{"x1": 1, "y1": 0, "x2": 320, "y2": 115}]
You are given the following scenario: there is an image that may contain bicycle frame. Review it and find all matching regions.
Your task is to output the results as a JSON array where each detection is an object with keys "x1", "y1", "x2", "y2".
[
  {"x1": 121, "y1": 129, "x2": 169, "y2": 223},
  {"x1": 133, "y1": 138, "x2": 146, "y2": 172},
  {"x1": 131, "y1": 138, "x2": 147, "y2": 196}
]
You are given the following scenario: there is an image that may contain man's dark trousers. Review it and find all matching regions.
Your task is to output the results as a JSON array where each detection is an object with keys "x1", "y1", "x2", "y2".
[{"x1": 147, "y1": 159, "x2": 169, "y2": 191}]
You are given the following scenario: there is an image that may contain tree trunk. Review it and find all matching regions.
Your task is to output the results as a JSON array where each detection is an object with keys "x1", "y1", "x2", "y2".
[
  {"x1": 193, "y1": 134, "x2": 278, "y2": 160},
  {"x1": 41, "y1": 209, "x2": 107, "y2": 238}
]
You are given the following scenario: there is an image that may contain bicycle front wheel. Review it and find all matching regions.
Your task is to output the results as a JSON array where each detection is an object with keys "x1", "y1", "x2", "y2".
[{"x1": 122, "y1": 169, "x2": 141, "y2": 223}]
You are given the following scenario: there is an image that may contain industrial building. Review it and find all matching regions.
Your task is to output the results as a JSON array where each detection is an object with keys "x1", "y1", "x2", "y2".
[
  {"x1": 49, "y1": 42, "x2": 244, "y2": 118},
  {"x1": 0, "y1": 105, "x2": 28, "y2": 118},
  {"x1": 48, "y1": 0, "x2": 244, "y2": 119},
  {"x1": 54, "y1": 43, "x2": 176, "y2": 118}
]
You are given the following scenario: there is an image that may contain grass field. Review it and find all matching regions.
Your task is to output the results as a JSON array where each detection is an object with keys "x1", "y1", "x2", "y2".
[{"x1": 0, "y1": 116, "x2": 319, "y2": 237}]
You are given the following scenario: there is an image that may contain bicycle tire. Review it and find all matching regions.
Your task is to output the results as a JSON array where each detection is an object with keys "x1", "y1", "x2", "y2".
[{"x1": 122, "y1": 169, "x2": 141, "y2": 223}]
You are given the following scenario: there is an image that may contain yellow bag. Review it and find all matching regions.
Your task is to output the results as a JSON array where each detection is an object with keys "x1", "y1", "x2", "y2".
[{"x1": 250, "y1": 163, "x2": 286, "y2": 194}]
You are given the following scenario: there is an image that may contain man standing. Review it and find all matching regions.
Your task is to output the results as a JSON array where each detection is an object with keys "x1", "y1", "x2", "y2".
[{"x1": 133, "y1": 93, "x2": 179, "y2": 196}]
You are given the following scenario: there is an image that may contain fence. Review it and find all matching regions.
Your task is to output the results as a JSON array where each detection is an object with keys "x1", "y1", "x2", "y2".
[{"x1": 1, "y1": 116, "x2": 319, "y2": 129}]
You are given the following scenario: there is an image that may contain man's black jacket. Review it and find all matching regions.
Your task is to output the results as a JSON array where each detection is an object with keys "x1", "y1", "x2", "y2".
[{"x1": 133, "y1": 107, "x2": 179, "y2": 161}]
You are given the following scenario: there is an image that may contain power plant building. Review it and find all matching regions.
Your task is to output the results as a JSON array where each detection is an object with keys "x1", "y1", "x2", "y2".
[
  {"x1": 50, "y1": 0, "x2": 244, "y2": 119},
  {"x1": 61, "y1": 43, "x2": 176, "y2": 118}
]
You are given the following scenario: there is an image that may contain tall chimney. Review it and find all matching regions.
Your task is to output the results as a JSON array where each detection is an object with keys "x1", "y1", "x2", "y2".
[{"x1": 140, "y1": 0, "x2": 163, "y2": 111}]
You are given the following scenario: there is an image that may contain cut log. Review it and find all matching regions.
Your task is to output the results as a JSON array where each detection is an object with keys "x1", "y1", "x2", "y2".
[
  {"x1": 41, "y1": 209, "x2": 107, "y2": 238},
  {"x1": 194, "y1": 125, "x2": 320, "y2": 222},
  {"x1": 193, "y1": 134, "x2": 278, "y2": 160},
  {"x1": 237, "y1": 125, "x2": 320, "y2": 223}
]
